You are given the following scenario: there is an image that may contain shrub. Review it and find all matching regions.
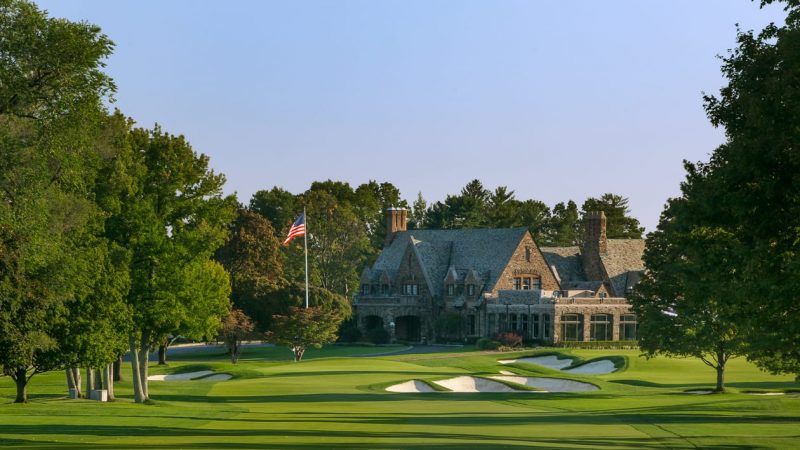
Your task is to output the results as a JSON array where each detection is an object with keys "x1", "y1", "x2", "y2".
[
  {"x1": 476, "y1": 337, "x2": 501, "y2": 350},
  {"x1": 558, "y1": 340, "x2": 638, "y2": 350},
  {"x1": 337, "y1": 321, "x2": 362, "y2": 343},
  {"x1": 495, "y1": 332, "x2": 523, "y2": 348},
  {"x1": 367, "y1": 326, "x2": 391, "y2": 345}
]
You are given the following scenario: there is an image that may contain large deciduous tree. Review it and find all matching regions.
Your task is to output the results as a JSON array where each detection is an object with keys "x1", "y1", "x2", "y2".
[
  {"x1": 0, "y1": 0, "x2": 116, "y2": 403},
  {"x1": 108, "y1": 125, "x2": 236, "y2": 403},
  {"x1": 630, "y1": 196, "x2": 746, "y2": 392}
]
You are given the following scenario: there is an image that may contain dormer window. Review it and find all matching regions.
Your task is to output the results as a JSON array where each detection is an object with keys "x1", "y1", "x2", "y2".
[
  {"x1": 381, "y1": 284, "x2": 389, "y2": 295},
  {"x1": 522, "y1": 278, "x2": 531, "y2": 290},
  {"x1": 466, "y1": 284, "x2": 475, "y2": 296},
  {"x1": 360, "y1": 284, "x2": 369, "y2": 295},
  {"x1": 447, "y1": 284, "x2": 455, "y2": 296}
]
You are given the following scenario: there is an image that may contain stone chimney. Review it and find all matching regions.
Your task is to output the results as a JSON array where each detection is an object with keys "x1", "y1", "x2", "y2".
[
  {"x1": 384, "y1": 207, "x2": 407, "y2": 246},
  {"x1": 582, "y1": 211, "x2": 608, "y2": 280}
]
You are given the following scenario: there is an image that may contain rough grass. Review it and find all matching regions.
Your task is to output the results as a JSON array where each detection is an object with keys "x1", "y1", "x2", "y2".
[{"x1": 1, "y1": 346, "x2": 799, "y2": 449}]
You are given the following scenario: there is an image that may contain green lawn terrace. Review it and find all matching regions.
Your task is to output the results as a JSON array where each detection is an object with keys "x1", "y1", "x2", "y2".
[{"x1": 1, "y1": 346, "x2": 799, "y2": 449}]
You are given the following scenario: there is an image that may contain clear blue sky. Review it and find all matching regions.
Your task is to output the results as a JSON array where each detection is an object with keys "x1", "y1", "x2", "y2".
[{"x1": 39, "y1": 0, "x2": 786, "y2": 232}]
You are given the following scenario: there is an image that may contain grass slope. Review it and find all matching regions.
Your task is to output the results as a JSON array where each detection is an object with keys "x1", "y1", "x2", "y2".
[{"x1": 1, "y1": 346, "x2": 799, "y2": 449}]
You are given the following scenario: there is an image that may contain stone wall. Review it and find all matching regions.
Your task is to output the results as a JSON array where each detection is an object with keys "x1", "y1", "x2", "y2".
[{"x1": 493, "y1": 232, "x2": 561, "y2": 292}]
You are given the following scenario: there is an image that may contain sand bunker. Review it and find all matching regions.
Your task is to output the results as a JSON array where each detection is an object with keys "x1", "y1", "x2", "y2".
[
  {"x1": 433, "y1": 376, "x2": 522, "y2": 393},
  {"x1": 686, "y1": 389, "x2": 714, "y2": 395},
  {"x1": 490, "y1": 375, "x2": 598, "y2": 392},
  {"x1": 564, "y1": 360, "x2": 616, "y2": 375},
  {"x1": 744, "y1": 392, "x2": 785, "y2": 396},
  {"x1": 499, "y1": 370, "x2": 514, "y2": 375},
  {"x1": 499, "y1": 355, "x2": 617, "y2": 374},
  {"x1": 148, "y1": 370, "x2": 231, "y2": 381},
  {"x1": 386, "y1": 380, "x2": 435, "y2": 393}
]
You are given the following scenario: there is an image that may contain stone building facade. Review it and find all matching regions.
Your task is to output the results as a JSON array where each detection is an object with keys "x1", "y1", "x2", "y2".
[{"x1": 353, "y1": 208, "x2": 645, "y2": 343}]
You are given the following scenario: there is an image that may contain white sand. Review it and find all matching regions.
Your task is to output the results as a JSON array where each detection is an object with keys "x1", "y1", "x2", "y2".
[
  {"x1": 564, "y1": 360, "x2": 617, "y2": 375},
  {"x1": 499, "y1": 370, "x2": 514, "y2": 375},
  {"x1": 499, "y1": 355, "x2": 573, "y2": 370},
  {"x1": 148, "y1": 370, "x2": 214, "y2": 381},
  {"x1": 686, "y1": 390, "x2": 714, "y2": 395},
  {"x1": 490, "y1": 375, "x2": 598, "y2": 392},
  {"x1": 745, "y1": 392, "x2": 785, "y2": 396},
  {"x1": 499, "y1": 355, "x2": 617, "y2": 374},
  {"x1": 434, "y1": 376, "x2": 522, "y2": 393},
  {"x1": 386, "y1": 380, "x2": 435, "y2": 393}
]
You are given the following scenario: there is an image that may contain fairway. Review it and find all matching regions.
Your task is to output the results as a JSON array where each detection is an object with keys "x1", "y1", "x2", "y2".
[{"x1": 1, "y1": 346, "x2": 799, "y2": 449}]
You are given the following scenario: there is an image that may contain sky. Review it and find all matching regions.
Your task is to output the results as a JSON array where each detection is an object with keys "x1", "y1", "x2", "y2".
[{"x1": 38, "y1": 0, "x2": 787, "y2": 232}]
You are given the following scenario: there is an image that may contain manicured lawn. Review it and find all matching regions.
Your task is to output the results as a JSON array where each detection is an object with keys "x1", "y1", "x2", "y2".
[{"x1": 1, "y1": 346, "x2": 799, "y2": 448}]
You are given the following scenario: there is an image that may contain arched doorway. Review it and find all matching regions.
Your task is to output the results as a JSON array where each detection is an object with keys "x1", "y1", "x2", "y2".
[
  {"x1": 395, "y1": 315, "x2": 421, "y2": 342},
  {"x1": 364, "y1": 315, "x2": 383, "y2": 331}
]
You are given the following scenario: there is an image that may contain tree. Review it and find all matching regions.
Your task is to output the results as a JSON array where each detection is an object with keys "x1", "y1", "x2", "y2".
[
  {"x1": 302, "y1": 191, "x2": 371, "y2": 296},
  {"x1": 221, "y1": 308, "x2": 255, "y2": 364},
  {"x1": 580, "y1": 194, "x2": 644, "y2": 239},
  {"x1": 630, "y1": 197, "x2": 746, "y2": 392},
  {"x1": 0, "y1": 0, "x2": 116, "y2": 403},
  {"x1": 250, "y1": 283, "x2": 351, "y2": 333},
  {"x1": 486, "y1": 186, "x2": 517, "y2": 228},
  {"x1": 249, "y1": 187, "x2": 298, "y2": 232},
  {"x1": 547, "y1": 201, "x2": 580, "y2": 246},
  {"x1": 215, "y1": 208, "x2": 284, "y2": 332},
  {"x1": 408, "y1": 192, "x2": 427, "y2": 230},
  {"x1": 689, "y1": 0, "x2": 800, "y2": 376},
  {"x1": 108, "y1": 125, "x2": 236, "y2": 403},
  {"x1": 265, "y1": 306, "x2": 343, "y2": 361},
  {"x1": 517, "y1": 199, "x2": 551, "y2": 243}
]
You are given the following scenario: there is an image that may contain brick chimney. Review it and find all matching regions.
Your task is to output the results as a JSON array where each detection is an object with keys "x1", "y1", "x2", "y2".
[
  {"x1": 384, "y1": 207, "x2": 407, "y2": 246},
  {"x1": 582, "y1": 211, "x2": 607, "y2": 280}
]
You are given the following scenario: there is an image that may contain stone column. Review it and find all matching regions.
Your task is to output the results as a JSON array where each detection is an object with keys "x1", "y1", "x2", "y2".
[
  {"x1": 583, "y1": 313, "x2": 591, "y2": 342},
  {"x1": 612, "y1": 312, "x2": 621, "y2": 341}
]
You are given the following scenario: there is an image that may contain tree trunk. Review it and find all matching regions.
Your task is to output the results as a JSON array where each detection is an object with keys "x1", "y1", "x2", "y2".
[
  {"x1": 104, "y1": 364, "x2": 115, "y2": 401},
  {"x1": 294, "y1": 346, "x2": 305, "y2": 362},
  {"x1": 66, "y1": 368, "x2": 76, "y2": 397},
  {"x1": 13, "y1": 368, "x2": 28, "y2": 403},
  {"x1": 129, "y1": 334, "x2": 146, "y2": 404},
  {"x1": 139, "y1": 332, "x2": 151, "y2": 400},
  {"x1": 113, "y1": 356, "x2": 122, "y2": 382},
  {"x1": 94, "y1": 367, "x2": 103, "y2": 390},
  {"x1": 86, "y1": 367, "x2": 95, "y2": 397},
  {"x1": 72, "y1": 367, "x2": 82, "y2": 398},
  {"x1": 714, "y1": 348, "x2": 728, "y2": 393},
  {"x1": 158, "y1": 344, "x2": 167, "y2": 365}
]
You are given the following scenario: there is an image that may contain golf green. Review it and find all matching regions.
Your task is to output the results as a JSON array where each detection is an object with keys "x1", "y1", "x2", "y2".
[{"x1": 1, "y1": 346, "x2": 799, "y2": 449}]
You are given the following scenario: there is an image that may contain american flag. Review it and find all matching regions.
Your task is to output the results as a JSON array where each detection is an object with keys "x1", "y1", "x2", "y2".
[{"x1": 283, "y1": 213, "x2": 305, "y2": 246}]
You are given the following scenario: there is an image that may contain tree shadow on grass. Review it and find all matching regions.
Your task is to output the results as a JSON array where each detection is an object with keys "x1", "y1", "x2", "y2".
[
  {"x1": 0, "y1": 424, "x2": 783, "y2": 449},
  {"x1": 610, "y1": 379, "x2": 800, "y2": 390}
]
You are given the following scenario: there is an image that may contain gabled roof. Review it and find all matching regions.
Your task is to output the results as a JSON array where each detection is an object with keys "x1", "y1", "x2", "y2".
[
  {"x1": 540, "y1": 246, "x2": 585, "y2": 284},
  {"x1": 369, "y1": 228, "x2": 528, "y2": 294},
  {"x1": 601, "y1": 239, "x2": 646, "y2": 296}
]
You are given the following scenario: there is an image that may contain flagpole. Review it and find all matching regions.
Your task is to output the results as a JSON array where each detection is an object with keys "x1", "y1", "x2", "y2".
[{"x1": 304, "y1": 207, "x2": 309, "y2": 309}]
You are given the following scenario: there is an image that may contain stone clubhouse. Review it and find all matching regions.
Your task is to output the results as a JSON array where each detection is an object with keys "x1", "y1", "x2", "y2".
[{"x1": 353, "y1": 208, "x2": 644, "y2": 343}]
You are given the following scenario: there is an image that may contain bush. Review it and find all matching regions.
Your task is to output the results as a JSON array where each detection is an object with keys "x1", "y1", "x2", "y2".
[
  {"x1": 558, "y1": 340, "x2": 638, "y2": 350},
  {"x1": 495, "y1": 332, "x2": 523, "y2": 348},
  {"x1": 367, "y1": 326, "x2": 391, "y2": 345},
  {"x1": 476, "y1": 337, "x2": 501, "y2": 350},
  {"x1": 337, "y1": 321, "x2": 362, "y2": 343}
]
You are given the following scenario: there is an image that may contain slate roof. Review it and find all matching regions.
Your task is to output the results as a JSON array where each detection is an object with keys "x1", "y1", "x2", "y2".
[
  {"x1": 540, "y1": 246, "x2": 585, "y2": 285},
  {"x1": 369, "y1": 228, "x2": 529, "y2": 295},
  {"x1": 601, "y1": 239, "x2": 646, "y2": 296}
]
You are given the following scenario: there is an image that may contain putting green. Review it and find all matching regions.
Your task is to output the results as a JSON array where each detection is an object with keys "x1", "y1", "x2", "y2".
[{"x1": 1, "y1": 347, "x2": 799, "y2": 449}]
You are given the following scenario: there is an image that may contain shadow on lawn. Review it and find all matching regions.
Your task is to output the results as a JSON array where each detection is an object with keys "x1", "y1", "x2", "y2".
[
  {"x1": 610, "y1": 379, "x2": 800, "y2": 390},
  {"x1": 0, "y1": 424, "x2": 785, "y2": 449}
]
